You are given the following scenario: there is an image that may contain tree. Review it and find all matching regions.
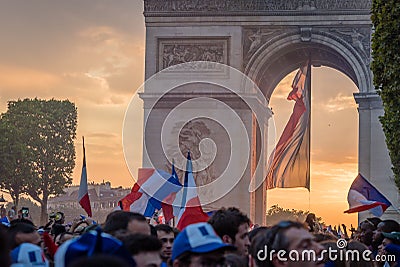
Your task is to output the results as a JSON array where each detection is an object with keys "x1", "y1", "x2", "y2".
[
  {"x1": 371, "y1": 1, "x2": 400, "y2": 189},
  {"x1": 0, "y1": 106, "x2": 35, "y2": 207},
  {"x1": 1, "y1": 99, "x2": 77, "y2": 224},
  {"x1": 266, "y1": 204, "x2": 323, "y2": 226}
]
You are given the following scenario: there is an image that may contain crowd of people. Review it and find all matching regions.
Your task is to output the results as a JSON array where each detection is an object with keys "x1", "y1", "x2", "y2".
[{"x1": 0, "y1": 206, "x2": 400, "y2": 267}]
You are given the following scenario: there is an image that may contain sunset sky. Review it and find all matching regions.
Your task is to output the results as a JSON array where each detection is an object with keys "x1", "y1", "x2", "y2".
[{"x1": 1, "y1": 1, "x2": 359, "y2": 226}]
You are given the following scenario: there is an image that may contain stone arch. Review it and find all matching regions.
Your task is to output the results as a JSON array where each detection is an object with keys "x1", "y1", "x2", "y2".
[{"x1": 245, "y1": 29, "x2": 372, "y2": 99}]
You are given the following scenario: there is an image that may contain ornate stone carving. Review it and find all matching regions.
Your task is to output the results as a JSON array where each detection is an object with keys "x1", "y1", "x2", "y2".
[
  {"x1": 159, "y1": 39, "x2": 229, "y2": 71},
  {"x1": 166, "y1": 120, "x2": 216, "y2": 187},
  {"x1": 243, "y1": 28, "x2": 280, "y2": 65},
  {"x1": 301, "y1": 27, "x2": 313, "y2": 42},
  {"x1": 145, "y1": 0, "x2": 371, "y2": 14},
  {"x1": 330, "y1": 27, "x2": 371, "y2": 65}
]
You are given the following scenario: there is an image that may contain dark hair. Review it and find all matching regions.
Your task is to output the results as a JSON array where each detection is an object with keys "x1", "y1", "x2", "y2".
[
  {"x1": 51, "y1": 224, "x2": 66, "y2": 242},
  {"x1": 69, "y1": 254, "x2": 131, "y2": 267},
  {"x1": 103, "y1": 211, "x2": 146, "y2": 234},
  {"x1": 150, "y1": 224, "x2": 157, "y2": 236},
  {"x1": 365, "y1": 217, "x2": 381, "y2": 228},
  {"x1": 0, "y1": 224, "x2": 11, "y2": 267},
  {"x1": 224, "y1": 253, "x2": 248, "y2": 267},
  {"x1": 154, "y1": 224, "x2": 174, "y2": 235},
  {"x1": 250, "y1": 221, "x2": 305, "y2": 267},
  {"x1": 208, "y1": 207, "x2": 250, "y2": 241},
  {"x1": 248, "y1": 226, "x2": 269, "y2": 242},
  {"x1": 380, "y1": 220, "x2": 400, "y2": 233},
  {"x1": 121, "y1": 233, "x2": 162, "y2": 255},
  {"x1": 10, "y1": 218, "x2": 35, "y2": 227},
  {"x1": 8, "y1": 222, "x2": 37, "y2": 249}
]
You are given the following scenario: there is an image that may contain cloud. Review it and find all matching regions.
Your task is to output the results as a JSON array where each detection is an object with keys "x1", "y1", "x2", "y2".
[
  {"x1": 319, "y1": 93, "x2": 357, "y2": 112},
  {"x1": 270, "y1": 73, "x2": 295, "y2": 100}
]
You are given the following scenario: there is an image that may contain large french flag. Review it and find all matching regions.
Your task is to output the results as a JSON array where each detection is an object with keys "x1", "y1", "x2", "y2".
[
  {"x1": 266, "y1": 62, "x2": 311, "y2": 190},
  {"x1": 119, "y1": 168, "x2": 182, "y2": 218},
  {"x1": 78, "y1": 137, "x2": 92, "y2": 217},
  {"x1": 344, "y1": 173, "x2": 392, "y2": 217},
  {"x1": 175, "y1": 152, "x2": 209, "y2": 230}
]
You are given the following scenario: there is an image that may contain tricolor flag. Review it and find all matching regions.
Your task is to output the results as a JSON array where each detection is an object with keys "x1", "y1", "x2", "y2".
[
  {"x1": 119, "y1": 168, "x2": 182, "y2": 218},
  {"x1": 161, "y1": 163, "x2": 182, "y2": 223},
  {"x1": 78, "y1": 137, "x2": 92, "y2": 217},
  {"x1": 266, "y1": 62, "x2": 311, "y2": 190},
  {"x1": 344, "y1": 173, "x2": 392, "y2": 217},
  {"x1": 176, "y1": 152, "x2": 209, "y2": 230}
]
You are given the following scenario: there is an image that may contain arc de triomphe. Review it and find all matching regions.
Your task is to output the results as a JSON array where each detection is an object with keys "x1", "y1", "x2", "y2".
[{"x1": 140, "y1": 0, "x2": 398, "y2": 224}]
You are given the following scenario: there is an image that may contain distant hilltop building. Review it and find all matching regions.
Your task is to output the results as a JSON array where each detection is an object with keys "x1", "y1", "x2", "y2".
[{"x1": 48, "y1": 181, "x2": 130, "y2": 222}]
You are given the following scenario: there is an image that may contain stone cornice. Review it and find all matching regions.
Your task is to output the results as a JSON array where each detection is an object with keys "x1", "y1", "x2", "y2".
[
  {"x1": 354, "y1": 92, "x2": 383, "y2": 110},
  {"x1": 144, "y1": 0, "x2": 371, "y2": 17}
]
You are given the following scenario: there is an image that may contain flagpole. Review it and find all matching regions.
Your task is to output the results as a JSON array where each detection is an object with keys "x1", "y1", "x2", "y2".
[{"x1": 307, "y1": 57, "x2": 312, "y2": 192}]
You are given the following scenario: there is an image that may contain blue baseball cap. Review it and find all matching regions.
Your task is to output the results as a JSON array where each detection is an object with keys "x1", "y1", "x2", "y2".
[
  {"x1": 54, "y1": 228, "x2": 136, "y2": 267},
  {"x1": 171, "y1": 222, "x2": 234, "y2": 261},
  {"x1": 11, "y1": 243, "x2": 49, "y2": 267}
]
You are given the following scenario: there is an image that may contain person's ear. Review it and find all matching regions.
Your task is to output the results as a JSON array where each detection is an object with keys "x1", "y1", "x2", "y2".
[{"x1": 222, "y1": 234, "x2": 233, "y2": 244}]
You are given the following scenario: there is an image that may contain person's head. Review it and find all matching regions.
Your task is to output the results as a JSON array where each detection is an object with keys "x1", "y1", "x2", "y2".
[
  {"x1": 103, "y1": 211, "x2": 150, "y2": 235},
  {"x1": 155, "y1": 224, "x2": 175, "y2": 262},
  {"x1": 10, "y1": 243, "x2": 49, "y2": 267},
  {"x1": 54, "y1": 228, "x2": 136, "y2": 267},
  {"x1": 248, "y1": 226, "x2": 269, "y2": 243},
  {"x1": 250, "y1": 221, "x2": 324, "y2": 267},
  {"x1": 121, "y1": 233, "x2": 162, "y2": 267},
  {"x1": 224, "y1": 253, "x2": 248, "y2": 267},
  {"x1": 358, "y1": 219, "x2": 379, "y2": 246},
  {"x1": 0, "y1": 224, "x2": 11, "y2": 267},
  {"x1": 172, "y1": 222, "x2": 234, "y2": 267},
  {"x1": 320, "y1": 241, "x2": 348, "y2": 267},
  {"x1": 347, "y1": 240, "x2": 374, "y2": 267},
  {"x1": 51, "y1": 223, "x2": 66, "y2": 242},
  {"x1": 53, "y1": 211, "x2": 65, "y2": 224},
  {"x1": 54, "y1": 231, "x2": 74, "y2": 246},
  {"x1": 8, "y1": 222, "x2": 40, "y2": 249},
  {"x1": 372, "y1": 220, "x2": 400, "y2": 243},
  {"x1": 208, "y1": 207, "x2": 250, "y2": 256},
  {"x1": 377, "y1": 231, "x2": 400, "y2": 262}
]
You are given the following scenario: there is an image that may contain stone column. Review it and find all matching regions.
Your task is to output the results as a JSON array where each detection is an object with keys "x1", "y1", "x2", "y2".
[{"x1": 354, "y1": 92, "x2": 400, "y2": 221}]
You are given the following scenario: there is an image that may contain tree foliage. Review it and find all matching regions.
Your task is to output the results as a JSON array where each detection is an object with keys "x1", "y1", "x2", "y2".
[
  {"x1": 266, "y1": 204, "x2": 323, "y2": 226},
  {"x1": 0, "y1": 118, "x2": 32, "y2": 207},
  {"x1": 0, "y1": 99, "x2": 77, "y2": 224},
  {"x1": 371, "y1": 1, "x2": 400, "y2": 189}
]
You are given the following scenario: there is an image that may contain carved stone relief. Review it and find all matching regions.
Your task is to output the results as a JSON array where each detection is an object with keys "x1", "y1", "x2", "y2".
[
  {"x1": 329, "y1": 27, "x2": 371, "y2": 65},
  {"x1": 243, "y1": 26, "x2": 372, "y2": 68},
  {"x1": 243, "y1": 28, "x2": 280, "y2": 65},
  {"x1": 145, "y1": 0, "x2": 371, "y2": 13},
  {"x1": 158, "y1": 38, "x2": 229, "y2": 71},
  {"x1": 165, "y1": 120, "x2": 220, "y2": 202}
]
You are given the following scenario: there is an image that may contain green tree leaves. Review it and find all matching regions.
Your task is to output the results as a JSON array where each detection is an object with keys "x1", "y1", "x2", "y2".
[
  {"x1": 0, "y1": 99, "x2": 77, "y2": 224},
  {"x1": 371, "y1": 0, "x2": 400, "y2": 189}
]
